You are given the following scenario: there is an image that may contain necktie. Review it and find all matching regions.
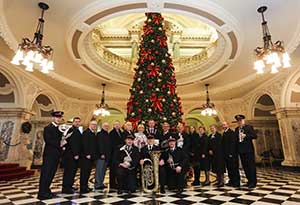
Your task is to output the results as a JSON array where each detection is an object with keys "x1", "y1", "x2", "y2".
[{"x1": 149, "y1": 145, "x2": 152, "y2": 151}]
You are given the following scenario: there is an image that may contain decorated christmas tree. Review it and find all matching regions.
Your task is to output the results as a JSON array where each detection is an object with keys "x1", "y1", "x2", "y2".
[{"x1": 126, "y1": 13, "x2": 183, "y2": 128}]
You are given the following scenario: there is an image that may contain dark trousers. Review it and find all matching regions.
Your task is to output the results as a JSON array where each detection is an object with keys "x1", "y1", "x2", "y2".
[
  {"x1": 240, "y1": 153, "x2": 257, "y2": 186},
  {"x1": 160, "y1": 166, "x2": 184, "y2": 190},
  {"x1": 62, "y1": 152, "x2": 78, "y2": 191},
  {"x1": 109, "y1": 162, "x2": 118, "y2": 189},
  {"x1": 116, "y1": 167, "x2": 136, "y2": 192},
  {"x1": 38, "y1": 153, "x2": 60, "y2": 197},
  {"x1": 80, "y1": 158, "x2": 93, "y2": 191},
  {"x1": 193, "y1": 165, "x2": 200, "y2": 182},
  {"x1": 225, "y1": 156, "x2": 240, "y2": 186}
]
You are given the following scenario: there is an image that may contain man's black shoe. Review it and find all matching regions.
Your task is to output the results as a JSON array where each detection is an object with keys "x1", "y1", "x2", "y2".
[
  {"x1": 248, "y1": 184, "x2": 256, "y2": 189},
  {"x1": 202, "y1": 181, "x2": 211, "y2": 186},
  {"x1": 80, "y1": 189, "x2": 90, "y2": 194},
  {"x1": 117, "y1": 190, "x2": 123, "y2": 194},
  {"x1": 62, "y1": 189, "x2": 74, "y2": 194},
  {"x1": 177, "y1": 188, "x2": 183, "y2": 194},
  {"x1": 217, "y1": 183, "x2": 224, "y2": 187},
  {"x1": 37, "y1": 193, "x2": 52, "y2": 200},
  {"x1": 160, "y1": 188, "x2": 166, "y2": 194},
  {"x1": 192, "y1": 181, "x2": 200, "y2": 186}
]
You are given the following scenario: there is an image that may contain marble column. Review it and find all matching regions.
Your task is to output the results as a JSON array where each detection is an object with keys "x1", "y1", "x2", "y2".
[
  {"x1": 0, "y1": 108, "x2": 34, "y2": 168},
  {"x1": 272, "y1": 108, "x2": 300, "y2": 167}
]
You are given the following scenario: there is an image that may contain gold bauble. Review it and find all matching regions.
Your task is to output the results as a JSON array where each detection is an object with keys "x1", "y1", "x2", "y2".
[
  {"x1": 151, "y1": 39, "x2": 155, "y2": 43},
  {"x1": 167, "y1": 91, "x2": 171, "y2": 95},
  {"x1": 131, "y1": 112, "x2": 135, "y2": 116},
  {"x1": 155, "y1": 88, "x2": 160, "y2": 92},
  {"x1": 139, "y1": 71, "x2": 143, "y2": 74},
  {"x1": 163, "y1": 117, "x2": 167, "y2": 121},
  {"x1": 162, "y1": 59, "x2": 166, "y2": 64},
  {"x1": 137, "y1": 78, "x2": 141, "y2": 82},
  {"x1": 172, "y1": 112, "x2": 176, "y2": 116},
  {"x1": 162, "y1": 98, "x2": 166, "y2": 102},
  {"x1": 139, "y1": 90, "x2": 144, "y2": 94},
  {"x1": 151, "y1": 62, "x2": 155, "y2": 66},
  {"x1": 157, "y1": 78, "x2": 162, "y2": 82},
  {"x1": 148, "y1": 108, "x2": 152, "y2": 112}
]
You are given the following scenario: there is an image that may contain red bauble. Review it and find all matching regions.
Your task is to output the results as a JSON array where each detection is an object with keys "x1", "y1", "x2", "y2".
[
  {"x1": 155, "y1": 51, "x2": 159, "y2": 54},
  {"x1": 170, "y1": 103, "x2": 174, "y2": 108},
  {"x1": 138, "y1": 108, "x2": 142, "y2": 113},
  {"x1": 148, "y1": 83, "x2": 153, "y2": 88},
  {"x1": 134, "y1": 102, "x2": 139, "y2": 106},
  {"x1": 130, "y1": 95, "x2": 134, "y2": 99},
  {"x1": 162, "y1": 84, "x2": 166, "y2": 89},
  {"x1": 151, "y1": 93, "x2": 156, "y2": 97},
  {"x1": 136, "y1": 85, "x2": 141, "y2": 90},
  {"x1": 165, "y1": 69, "x2": 169, "y2": 74}
]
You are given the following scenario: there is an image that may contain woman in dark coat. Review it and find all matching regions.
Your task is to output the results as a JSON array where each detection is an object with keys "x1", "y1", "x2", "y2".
[
  {"x1": 190, "y1": 126, "x2": 201, "y2": 186},
  {"x1": 208, "y1": 124, "x2": 225, "y2": 187},
  {"x1": 198, "y1": 126, "x2": 210, "y2": 186}
]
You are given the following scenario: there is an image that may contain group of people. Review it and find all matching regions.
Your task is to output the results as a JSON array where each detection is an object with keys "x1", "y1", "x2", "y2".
[{"x1": 37, "y1": 111, "x2": 257, "y2": 200}]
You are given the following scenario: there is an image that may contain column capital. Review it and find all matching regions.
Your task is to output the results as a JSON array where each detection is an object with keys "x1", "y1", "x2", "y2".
[{"x1": 0, "y1": 108, "x2": 35, "y2": 119}]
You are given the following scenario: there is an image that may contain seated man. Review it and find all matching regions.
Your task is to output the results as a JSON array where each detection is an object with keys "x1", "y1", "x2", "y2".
[
  {"x1": 139, "y1": 135, "x2": 162, "y2": 192},
  {"x1": 160, "y1": 136, "x2": 188, "y2": 193},
  {"x1": 115, "y1": 135, "x2": 139, "y2": 195}
]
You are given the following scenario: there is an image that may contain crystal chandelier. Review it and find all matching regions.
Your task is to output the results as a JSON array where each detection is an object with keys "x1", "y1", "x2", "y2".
[
  {"x1": 93, "y1": 83, "x2": 110, "y2": 117},
  {"x1": 201, "y1": 84, "x2": 217, "y2": 116},
  {"x1": 254, "y1": 6, "x2": 291, "y2": 74},
  {"x1": 11, "y1": 2, "x2": 54, "y2": 74}
]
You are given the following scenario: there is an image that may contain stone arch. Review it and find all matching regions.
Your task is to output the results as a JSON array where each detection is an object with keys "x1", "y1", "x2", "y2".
[
  {"x1": 282, "y1": 69, "x2": 300, "y2": 107},
  {"x1": 0, "y1": 67, "x2": 23, "y2": 107},
  {"x1": 31, "y1": 93, "x2": 57, "y2": 119},
  {"x1": 252, "y1": 94, "x2": 276, "y2": 120}
]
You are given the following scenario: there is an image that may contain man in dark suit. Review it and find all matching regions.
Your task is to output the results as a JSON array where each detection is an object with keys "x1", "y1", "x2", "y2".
[
  {"x1": 122, "y1": 121, "x2": 135, "y2": 140},
  {"x1": 144, "y1": 119, "x2": 159, "y2": 139},
  {"x1": 109, "y1": 120, "x2": 123, "y2": 189},
  {"x1": 159, "y1": 122, "x2": 172, "y2": 150},
  {"x1": 234, "y1": 114, "x2": 257, "y2": 189},
  {"x1": 80, "y1": 120, "x2": 97, "y2": 193},
  {"x1": 208, "y1": 124, "x2": 225, "y2": 187},
  {"x1": 115, "y1": 135, "x2": 140, "y2": 195},
  {"x1": 160, "y1": 136, "x2": 188, "y2": 193},
  {"x1": 222, "y1": 121, "x2": 240, "y2": 187},
  {"x1": 38, "y1": 111, "x2": 64, "y2": 200},
  {"x1": 61, "y1": 117, "x2": 82, "y2": 194},
  {"x1": 140, "y1": 135, "x2": 160, "y2": 161},
  {"x1": 95, "y1": 122, "x2": 111, "y2": 190}
]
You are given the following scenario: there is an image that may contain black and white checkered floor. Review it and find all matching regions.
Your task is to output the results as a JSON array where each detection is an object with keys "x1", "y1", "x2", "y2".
[{"x1": 0, "y1": 168, "x2": 300, "y2": 205}]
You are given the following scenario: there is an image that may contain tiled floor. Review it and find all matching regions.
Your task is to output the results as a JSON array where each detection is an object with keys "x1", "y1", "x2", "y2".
[{"x1": 0, "y1": 168, "x2": 300, "y2": 204}]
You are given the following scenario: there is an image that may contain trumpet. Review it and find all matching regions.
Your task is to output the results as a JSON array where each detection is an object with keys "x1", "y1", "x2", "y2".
[
  {"x1": 141, "y1": 150, "x2": 161, "y2": 193},
  {"x1": 58, "y1": 124, "x2": 72, "y2": 148}
]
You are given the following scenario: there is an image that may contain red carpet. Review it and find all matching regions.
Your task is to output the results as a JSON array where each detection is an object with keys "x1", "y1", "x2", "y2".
[{"x1": 0, "y1": 163, "x2": 35, "y2": 181}]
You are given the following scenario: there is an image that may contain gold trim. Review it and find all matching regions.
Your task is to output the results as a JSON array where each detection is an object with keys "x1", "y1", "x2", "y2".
[
  {"x1": 84, "y1": 3, "x2": 147, "y2": 25},
  {"x1": 164, "y1": 3, "x2": 225, "y2": 26},
  {"x1": 201, "y1": 64, "x2": 228, "y2": 81},
  {"x1": 72, "y1": 30, "x2": 82, "y2": 59},
  {"x1": 228, "y1": 31, "x2": 237, "y2": 59},
  {"x1": 81, "y1": 64, "x2": 110, "y2": 81}
]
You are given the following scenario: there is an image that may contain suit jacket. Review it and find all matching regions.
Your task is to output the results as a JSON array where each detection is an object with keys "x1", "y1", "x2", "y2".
[
  {"x1": 122, "y1": 130, "x2": 135, "y2": 140},
  {"x1": 208, "y1": 132, "x2": 225, "y2": 173},
  {"x1": 109, "y1": 128, "x2": 123, "y2": 152},
  {"x1": 144, "y1": 127, "x2": 160, "y2": 139},
  {"x1": 159, "y1": 131, "x2": 172, "y2": 150},
  {"x1": 223, "y1": 128, "x2": 239, "y2": 158},
  {"x1": 161, "y1": 147, "x2": 188, "y2": 169},
  {"x1": 190, "y1": 132, "x2": 201, "y2": 161},
  {"x1": 63, "y1": 126, "x2": 82, "y2": 157},
  {"x1": 114, "y1": 145, "x2": 140, "y2": 170},
  {"x1": 96, "y1": 129, "x2": 111, "y2": 162},
  {"x1": 140, "y1": 144, "x2": 160, "y2": 160},
  {"x1": 43, "y1": 123, "x2": 62, "y2": 157},
  {"x1": 81, "y1": 128, "x2": 97, "y2": 160},
  {"x1": 235, "y1": 124, "x2": 257, "y2": 154},
  {"x1": 175, "y1": 131, "x2": 190, "y2": 154}
]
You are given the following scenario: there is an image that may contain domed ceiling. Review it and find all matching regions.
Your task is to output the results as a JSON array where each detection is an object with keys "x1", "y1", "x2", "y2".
[{"x1": 1, "y1": 0, "x2": 300, "y2": 102}]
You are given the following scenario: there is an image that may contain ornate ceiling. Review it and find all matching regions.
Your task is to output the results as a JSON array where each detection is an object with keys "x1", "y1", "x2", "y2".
[{"x1": 1, "y1": 0, "x2": 300, "y2": 102}]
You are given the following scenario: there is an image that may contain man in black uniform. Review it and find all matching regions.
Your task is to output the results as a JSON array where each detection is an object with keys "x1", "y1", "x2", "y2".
[
  {"x1": 115, "y1": 135, "x2": 140, "y2": 195},
  {"x1": 208, "y1": 124, "x2": 225, "y2": 187},
  {"x1": 38, "y1": 111, "x2": 64, "y2": 200},
  {"x1": 222, "y1": 121, "x2": 240, "y2": 187},
  {"x1": 109, "y1": 120, "x2": 123, "y2": 189},
  {"x1": 144, "y1": 119, "x2": 159, "y2": 139},
  {"x1": 80, "y1": 120, "x2": 97, "y2": 193},
  {"x1": 159, "y1": 122, "x2": 172, "y2": 150},
  {"x1": 61, "y1": 117, "x2": 82, "y2": 194},
  {"x1": 234, "y1": 114, "x2": 257, "y2": 189},
  {"x1": 160, "y1": 136, "x2": 188, "y2": 193},
  {"x1": 95, "y1": 122, "x2": 111, "y2": 190}
]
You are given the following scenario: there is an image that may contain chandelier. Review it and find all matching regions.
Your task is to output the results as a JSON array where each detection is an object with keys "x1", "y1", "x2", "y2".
[
  {"x1": 201, "y1": 84, "x2": 217, "y2": 116},
  {"x1": 11, "y1": 2, "x2": 54, "y2": 74},
  {"x1": 93, "y1": 83, "x2": 110, "y2": 117},
  {"x1": 254, "y1": 6, "x2": 291, "y2": 74}
]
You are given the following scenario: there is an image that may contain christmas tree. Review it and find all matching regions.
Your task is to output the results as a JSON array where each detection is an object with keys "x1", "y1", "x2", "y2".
[{"x1": 126, "y1": 13, "x2": 183, "y2": 128}]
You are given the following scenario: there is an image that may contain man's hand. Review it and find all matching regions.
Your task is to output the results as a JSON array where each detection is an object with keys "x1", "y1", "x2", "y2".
[
  {"x1": 74, "y1": 155, "x2": 79, "y2": 160},
  {"x1": 120, "y1": 163, "x2": 129, "y2": 168},
  {"x1": 209, "y1": 150, "x2": 213, "y2": 155},
  {"x1": 202, "y1": 154, "x2": 205, "y2": 158},
  {"x1": 175, "y1": 166, "x2": 182, "y2": 173},
  {"x1": 101, "y1": 155, "x2": 105, "y2": 160},
  {"x1": 86, "y1": 155, "x2": 91, "y2": 159},
  {"x1": 159, "y1": 159, "x2": 165, "y2": 166},
  {"x1": 140, "y1": 159, "x2": 144, "y2": 165}
]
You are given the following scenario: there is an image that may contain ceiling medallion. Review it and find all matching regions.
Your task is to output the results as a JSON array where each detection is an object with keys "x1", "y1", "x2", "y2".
[
  {"x1": 254, "y1": 6, "x2": 291, "y2": 74},
  {"x1": 11, "y1": 2, "x2": 54, "y2": 74}
]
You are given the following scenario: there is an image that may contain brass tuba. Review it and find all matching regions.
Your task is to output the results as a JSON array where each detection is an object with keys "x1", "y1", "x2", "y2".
[{"x1": 141, "y1": 150, "x2": 161, "y2": 193}]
